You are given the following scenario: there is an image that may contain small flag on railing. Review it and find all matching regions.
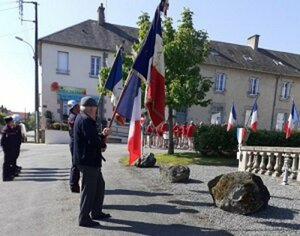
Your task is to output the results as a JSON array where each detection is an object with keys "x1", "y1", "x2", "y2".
[
  {"x1": 249, "y1": 101, "x2": 258, "y2": 132},
  {"x1": 285, "y1": 101, "x2": 299, "y2": 139},
  {"x1": 227, "y1": 103, "x2": 237, "y2": 131},
  {"x1": 237, "y1": 128, "x2": 246, "y2": 144}
]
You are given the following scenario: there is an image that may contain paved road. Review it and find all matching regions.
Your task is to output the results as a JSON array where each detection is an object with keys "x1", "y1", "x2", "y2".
[{"x1": 0, "y1": 143, "x2": 229, "y2": 236}]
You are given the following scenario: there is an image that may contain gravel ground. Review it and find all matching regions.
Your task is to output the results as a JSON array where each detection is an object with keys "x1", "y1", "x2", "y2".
[
  {"x1": 129, "y1": 147, "x2": 300, "y2": 236},
  {"x1": 0, "y1": 144, "x2": 299, "y2": 236}
]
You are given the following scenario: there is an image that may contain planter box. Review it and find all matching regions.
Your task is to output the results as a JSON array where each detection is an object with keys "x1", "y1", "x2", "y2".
[{"x1": 45, "y1": 129, "x2": 69, "y2": 144}]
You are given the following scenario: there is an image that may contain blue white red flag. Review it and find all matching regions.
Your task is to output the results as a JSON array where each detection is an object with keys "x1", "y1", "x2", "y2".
[
  {"x1": 132, "y1": 3, "x2": 165, "y2": 128},
  {"x1": 104, "y1": 48, "x2": 125, "y2": 124},
  {"x1": 250, "y1": 101, "x2": 258, "y2": 132},
  {"x1": 227, "y1": 103, "x2": 237, "y2": 131},
  {"x1": 237, "y1": 128, "x2": 246, "y2": 144},
  {"x1": 115, "y1": 73, "x2": 141, "y2": 164},
  {"x1": 285, "y1": 101, "x2": 299, "y2": 139}
]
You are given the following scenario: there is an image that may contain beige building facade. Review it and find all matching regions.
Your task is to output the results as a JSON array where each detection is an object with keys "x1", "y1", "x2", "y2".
[
  {"x1": 39, "y1": 4, "x2": 300, "y2": 132},
  {"x1": 186, "y1": 36, "x2": 300, "y2": 131}
]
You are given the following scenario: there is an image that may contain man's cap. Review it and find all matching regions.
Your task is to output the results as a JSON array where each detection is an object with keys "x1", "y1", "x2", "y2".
[
  {"x1": 80, "y1": 96, "x2": 97, "y2": 107},
  {"x1": 4, "y1": 116, "x2": 13, "y2": 123}
]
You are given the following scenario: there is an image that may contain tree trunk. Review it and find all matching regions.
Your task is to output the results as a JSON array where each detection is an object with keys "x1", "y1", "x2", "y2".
[{"x1": 168, "y1": 105, "x2": 174, "y2": 154}]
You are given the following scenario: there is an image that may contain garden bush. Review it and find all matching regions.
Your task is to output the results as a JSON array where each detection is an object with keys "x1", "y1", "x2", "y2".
[{"x1": 194, "y1": 125, "x2": 300, "y2": 157}]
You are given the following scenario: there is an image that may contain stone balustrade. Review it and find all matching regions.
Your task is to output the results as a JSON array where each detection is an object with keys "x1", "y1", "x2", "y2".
[{"x1": 237, "y1": 146, "x2": 300, "y2": 182}]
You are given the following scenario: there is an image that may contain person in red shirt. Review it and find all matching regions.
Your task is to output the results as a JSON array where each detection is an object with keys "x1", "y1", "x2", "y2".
[
  {"x1": 177, "y1": 123, "x2": 183, "y2": 148},
  {"x1": 161, "y1": 121, "x2": 169, "y2": 149},
  {"x1": 187, "y1": 121, "x2": 197, "y2": 150},
  {"x1": 145, "y1": 121, "x2": 154, "y2": 148}
]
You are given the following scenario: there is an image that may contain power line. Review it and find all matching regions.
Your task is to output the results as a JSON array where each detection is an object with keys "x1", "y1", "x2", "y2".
[
  {"x1": 0, "y1": 1, "x2": 17, "y2": 6},
  {"x1": 0, "y1": 6, "x2": 18, "y2": 12}
]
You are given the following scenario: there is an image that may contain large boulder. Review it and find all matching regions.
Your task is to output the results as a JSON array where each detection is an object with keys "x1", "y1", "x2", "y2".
[
  {"x1": 208, "y1": 171, "x2": 270, "y2": 215},
  {"x1": 135, "y1": 153, "x2": 156, "y2": 168},
  {"x1": 160, "y1": 165, "x2": 190, "y2": 183}
]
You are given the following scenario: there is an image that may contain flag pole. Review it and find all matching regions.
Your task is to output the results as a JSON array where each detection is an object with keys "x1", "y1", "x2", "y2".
[{"x1": 108, "y1": 69, "x2": 134, "y2": 128}]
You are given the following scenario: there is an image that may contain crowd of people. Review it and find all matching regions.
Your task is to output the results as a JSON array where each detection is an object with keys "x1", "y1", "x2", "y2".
[
  {"x1": 1, "y1": 96, "x2": 201, "y2": 228},
  {"x1": 143, "y1": 120, "x2": 198, "y2": 150}
]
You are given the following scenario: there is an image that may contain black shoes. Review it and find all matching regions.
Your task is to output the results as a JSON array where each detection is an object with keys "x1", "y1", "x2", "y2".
[
  {"x1": 3, "y1": 176, "x2": 14, "y2": 181},
  {"x1": 79, "y1": 220, "x2": 100, "y2": 227},
  {"x1": 91, "y1": 212, "x2": 111, "y2": 220},
  {"x1": 70, "y1": 186, "x2": 80, "y2": 193}
]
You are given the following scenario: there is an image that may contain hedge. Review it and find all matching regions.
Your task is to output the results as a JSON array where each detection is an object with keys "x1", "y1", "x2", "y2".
[{"x1": 194, "y1": 125, "x2": 300, "y2": 157}]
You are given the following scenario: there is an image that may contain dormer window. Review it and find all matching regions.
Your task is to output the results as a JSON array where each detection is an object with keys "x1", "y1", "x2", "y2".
[{"x1": 243, "y1": 55, "x2": 253, "y2": 61}]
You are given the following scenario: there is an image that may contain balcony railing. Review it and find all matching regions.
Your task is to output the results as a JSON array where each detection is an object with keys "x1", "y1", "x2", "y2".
[{"x1": 237, "y1": 146, "x2": 300, "y2": 182}]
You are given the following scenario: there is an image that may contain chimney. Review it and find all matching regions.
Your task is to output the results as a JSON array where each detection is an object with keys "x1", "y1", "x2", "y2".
[
  {"x1": 247, "y1": 34, "x2": 260, "y2": 50},
  {"x1": 97, "y1": 3, "x2": 105, "y2": 25}
]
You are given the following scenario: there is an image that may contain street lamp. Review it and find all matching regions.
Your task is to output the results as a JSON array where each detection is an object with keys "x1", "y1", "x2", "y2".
[{"x1": 15, "y1": 35, "x2": 39, "y2": 143}]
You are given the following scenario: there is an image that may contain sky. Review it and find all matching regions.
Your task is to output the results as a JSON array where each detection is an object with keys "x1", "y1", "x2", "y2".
[{"x1": 1, "y1": 0, "x2": 300, "y2": 112}]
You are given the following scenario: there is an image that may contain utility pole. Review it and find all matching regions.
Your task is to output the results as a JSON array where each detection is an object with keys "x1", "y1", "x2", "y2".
[{"x1": 18, "y1": 1, "x2": 39, "y2": 143}]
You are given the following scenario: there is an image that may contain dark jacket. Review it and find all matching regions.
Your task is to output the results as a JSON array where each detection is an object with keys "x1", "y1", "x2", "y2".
[
  {"x1": 1, "y1": 125, "x2": 19, "y2": 156},
  {"x1": 73, "y1": 113, "x2": 106, "y2": 167},
  {"x1": 68, "y1": 112, "x2": 77, "y2": 140}
]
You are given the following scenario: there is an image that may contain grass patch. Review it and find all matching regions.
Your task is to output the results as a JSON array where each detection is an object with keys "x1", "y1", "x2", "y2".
[{"x1": 119, "y1": 152, "x2": 238, "y2": 167}]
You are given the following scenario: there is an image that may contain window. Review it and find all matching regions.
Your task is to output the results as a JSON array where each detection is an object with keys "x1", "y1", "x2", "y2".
[
  {"x1": 215, "y1": 73, "x2": 226, "y2": 92},
  {"x1": 211, "y1": 105, "x2": 224, "y2": 124},
  {"x1": 249, "y1": 77, "x2": 259, "y2": 95},
  {"x1": 57, "y1": 51, "x2": 69, "y2": 74},
  {"x1": 90, "y1": 56, "x2": 101, "y2": 77},
  {"x1": 275, "y1": 113, "x2": 287, "y2": 131},
  {"x1": 281, "y1": 82, "x2": 291, "y2": 100}
]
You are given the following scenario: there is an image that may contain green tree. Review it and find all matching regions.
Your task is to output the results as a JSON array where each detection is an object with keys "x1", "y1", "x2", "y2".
[
  {"x1": 98, "y1": 9, "x2": 212, "y2": 155},
  {"x1": 163, "y1": 8, "x2": 212, "y2": 154}
]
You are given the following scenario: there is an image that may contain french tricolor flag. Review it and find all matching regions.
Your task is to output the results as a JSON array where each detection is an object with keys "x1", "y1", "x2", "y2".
[
  {"x1": 132, "y1": 1, "x2": 166, "y2": 128},
  {"x1": 250, "y1": 101, "x2": 258, "y2": 132},
  {"x1": 104, "y1": 48, "x2": 125, "y2": 125},
  {"x1": 116, "y1": 73, "x2": 141, "y2": 165},
  {"x1": 227, "y1": 103, "x2": 237, "y2": 131},
  {"x1": 237, "y1": 128, "x2": 246, "y2": 144},
  {"x1": 285, "y1": 101, "x2": 299, "y2": 139}
]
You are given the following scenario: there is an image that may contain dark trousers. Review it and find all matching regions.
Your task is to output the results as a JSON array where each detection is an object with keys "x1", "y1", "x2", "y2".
[
  {"x1": 69, "y1": 142, "x2": 80, "y2": 189},
  {"x1": 77, "y1": 165, "x2": 105, "y2": 223},
  {"x1": 2, "y1": 152, "x2": 14, "y2": 179}
]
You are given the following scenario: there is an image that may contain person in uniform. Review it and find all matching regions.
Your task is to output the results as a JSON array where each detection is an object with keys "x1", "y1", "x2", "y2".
[
  {"x1": 67, "y1": 100, "x2": 80, "y2": 193},
  {"x1": 1, "y1": 116, "x2": 18, "y2": 181},
  {"x1": 73, "y1": 96, "x2": 111, "y2": 227},
  {"x1": 12, "y1": 114, "x2": 22, "y2": 176}
]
